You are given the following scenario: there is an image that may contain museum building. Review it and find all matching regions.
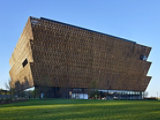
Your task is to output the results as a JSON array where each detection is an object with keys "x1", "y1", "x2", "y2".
[{"x1": 9, "y1": 17, "x2": 152, "y2": 99}]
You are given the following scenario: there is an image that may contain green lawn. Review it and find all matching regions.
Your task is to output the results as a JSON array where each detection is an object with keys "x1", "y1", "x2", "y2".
[{"x1": 0, "y1": 99, "x2": 160, "y2": 120}]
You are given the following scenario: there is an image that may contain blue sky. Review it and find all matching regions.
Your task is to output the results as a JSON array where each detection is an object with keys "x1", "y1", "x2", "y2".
[{"x1": 0, "y1": 0, "x2": 160, "y2": 97}]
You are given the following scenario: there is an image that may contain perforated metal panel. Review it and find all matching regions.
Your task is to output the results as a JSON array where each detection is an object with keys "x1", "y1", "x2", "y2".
[{"x1": 9, "y1": 17, "x2": 152, "y2": 92}]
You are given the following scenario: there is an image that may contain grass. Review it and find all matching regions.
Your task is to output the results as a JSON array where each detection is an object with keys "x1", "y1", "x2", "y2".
[{"x1": 0, "y1": 99, "x2": 160, "y2": 120}]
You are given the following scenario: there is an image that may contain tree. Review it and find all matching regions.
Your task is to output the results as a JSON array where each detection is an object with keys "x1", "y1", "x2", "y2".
[
  {"x1": 4, "y1": 79, "x2": 16, "y2": 97},
  {"x1": 5, "y1": 79, "x2": 11, "y2": 91}
]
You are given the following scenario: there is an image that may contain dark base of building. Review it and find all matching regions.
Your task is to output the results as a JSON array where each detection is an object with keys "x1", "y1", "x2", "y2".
[
  {"x1": 34, "y1": 87, "x2": 143, "y2": 100},
  {"x1": 34, "y1": 86, "x2": 70, "y2": 98}
]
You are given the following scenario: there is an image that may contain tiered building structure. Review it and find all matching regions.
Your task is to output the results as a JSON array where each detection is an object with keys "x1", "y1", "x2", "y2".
[{"x1": 9, "y1": 17, "x2": 152, "y2": 99}]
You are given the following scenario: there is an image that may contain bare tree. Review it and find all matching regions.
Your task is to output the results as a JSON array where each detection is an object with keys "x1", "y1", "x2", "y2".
[
  {"x1": 5, "y1": 79, "x2": 11, "y2": 90},
  {"x1": 4, "y1": 79, "x2": 16, "y2": 97}
]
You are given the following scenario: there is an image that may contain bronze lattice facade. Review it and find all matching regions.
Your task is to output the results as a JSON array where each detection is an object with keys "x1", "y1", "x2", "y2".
[{"x1": 9, "y1": 16, "x2": 151, "y2": 96}]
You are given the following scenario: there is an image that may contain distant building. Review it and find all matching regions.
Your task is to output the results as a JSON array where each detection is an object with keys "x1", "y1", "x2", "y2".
[{"x1": 9, "y1": 16, "x2": 152, "y2": 99}]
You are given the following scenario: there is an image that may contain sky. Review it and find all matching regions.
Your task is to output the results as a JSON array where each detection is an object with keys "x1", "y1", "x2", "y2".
[{"x1": 0, "y1": 0, "x2": 160, "y2": 97}]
